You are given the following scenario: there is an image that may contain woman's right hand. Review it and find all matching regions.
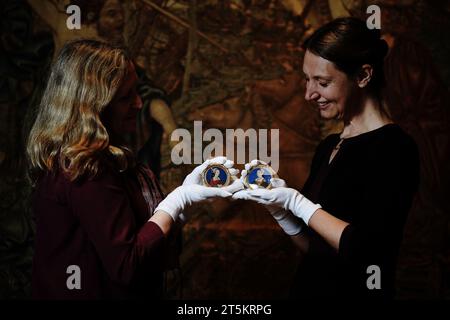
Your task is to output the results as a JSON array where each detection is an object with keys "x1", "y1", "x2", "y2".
[
  {"x1": 182, "y1": 156, "x2": 240, "y2": 189},
  {"x1": 155, "y1": 156, "x2": 244, "y2": 222},
  {"x1": 154, "y1": 184, "x2": 233, "y2": 222}
]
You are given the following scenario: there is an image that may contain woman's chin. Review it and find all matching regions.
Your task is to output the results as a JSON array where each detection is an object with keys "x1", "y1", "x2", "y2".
[
  {"x1": 319, "y1": 109, "x2": 336, "y2": 120},
  {"x1": 318, "y1": 104, "x2": 343, "y2": 120}
]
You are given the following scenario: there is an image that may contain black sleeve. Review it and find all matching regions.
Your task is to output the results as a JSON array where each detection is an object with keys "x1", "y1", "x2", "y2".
[{"x1": 338, "y1": 135, "x2": 420, "y2": 268}]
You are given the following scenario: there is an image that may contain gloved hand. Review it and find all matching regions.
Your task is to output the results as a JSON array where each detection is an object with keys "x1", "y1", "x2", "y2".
[
  {"x1": 155, "y1": 184, "x2": 233, "y2": 222},
  {"x1": 182, "y1": 156, "x2": 242, "y2": 194},
  {"x1": 233, "y1": 160, "x2": 307, "y2": 235},
  {"x1": 157, "y1": 157, "x2": 244, "y2": 222},
  {"x1": 240, "y1": 159, "x2": 285, "y2": 213},
  {"x1": 233, "y1": 185, "x2": 321, "y2": 226}
]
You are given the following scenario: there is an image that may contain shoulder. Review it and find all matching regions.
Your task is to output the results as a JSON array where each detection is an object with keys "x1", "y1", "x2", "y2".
[
  {"x1": 370, "y1": 125, "x2": 420, "y2": 184},
  {"x1": 374, "y1": 124, "x2": 418, "y2": 160},
  {"x1": 68, "y1": 159, "x2": 129, "y2": 192},
  {"x1": 33, "y1": 163, "x2": 123, "y2": 205}
]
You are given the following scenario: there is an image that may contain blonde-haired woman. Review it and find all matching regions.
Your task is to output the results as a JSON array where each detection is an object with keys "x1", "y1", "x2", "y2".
[{"x1": 27, "y1": 39, "x2": 241, "y2": 299}]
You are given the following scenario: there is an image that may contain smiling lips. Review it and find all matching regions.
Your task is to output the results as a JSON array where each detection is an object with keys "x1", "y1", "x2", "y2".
[{"x1": 318, "y1": 101, "x2": 330, "y2": 110}]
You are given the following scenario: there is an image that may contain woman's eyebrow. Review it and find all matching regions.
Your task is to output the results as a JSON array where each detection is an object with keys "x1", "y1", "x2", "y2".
[
  {"x1": 302, "y1": 71, "x2": 332, "y2": 81},
  {"x1": 312, "y1": 75, "x2": 332, "y2": 81}
]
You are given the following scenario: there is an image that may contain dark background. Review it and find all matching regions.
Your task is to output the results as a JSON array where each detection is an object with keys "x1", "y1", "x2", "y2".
[{"x1": 1, "y1": 0, "x2": 449, "y2": 299}]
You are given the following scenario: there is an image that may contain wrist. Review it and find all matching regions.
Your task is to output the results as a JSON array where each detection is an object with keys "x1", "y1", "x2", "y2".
[
  {"x1": 148, "y1": 210, "x2": 174, "y2": 235},
  {"x1": 290, "y1": 191, "x2": 322, "y2": 225},
  {"x1": 154, "y1": 186, "x2": 186, "y2": 221}
]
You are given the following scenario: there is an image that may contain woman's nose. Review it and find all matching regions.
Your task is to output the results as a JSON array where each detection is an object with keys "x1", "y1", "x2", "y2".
[{"x1": 305, "y1": 83, "x2": 320, "y2": 101}]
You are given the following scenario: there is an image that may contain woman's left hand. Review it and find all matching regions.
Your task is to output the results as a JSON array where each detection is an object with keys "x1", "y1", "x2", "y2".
[
  {"x1": 237, "y1": 159, "x2": 289, "y2": 212},
  {"x1": 231, "y1": 161, "x2": 304, "y2": 235},
  {"x1": 232, "y1": 185, "x2": 321, "y2": 226}
]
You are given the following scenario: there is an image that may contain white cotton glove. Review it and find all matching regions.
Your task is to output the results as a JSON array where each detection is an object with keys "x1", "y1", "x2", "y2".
[
  {"x1": 240, "y1": 159, "x2": 286, "y2": 214},
  {"x1": 164, "y1": 156, "x2": 244, "y2": 223},
  {"x1": 182, "y1": 156, "x2": 240, "y2": 189},
  {"x1": 233, "y1": 160, "x2": 305, "y2": 235},
  {"x1": 233, "y1": 186, "x2": 321, "y2": 226},
  {"x1": 269, "y1": 209, "x2": 305, "y2": 236},
  {"x1": 155, "y1": 185, "x2": 233, "y2": 222}
]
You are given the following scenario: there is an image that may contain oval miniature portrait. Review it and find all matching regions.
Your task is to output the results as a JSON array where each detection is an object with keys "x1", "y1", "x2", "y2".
[
  {"x1": 244, "y1": 164, "x2": 278, "y2": 190},
  {"x1": 202, "y1": 164, "x2": 231, "y2": 188}
]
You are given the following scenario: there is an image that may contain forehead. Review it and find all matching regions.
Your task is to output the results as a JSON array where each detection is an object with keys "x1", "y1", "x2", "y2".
[{"x1": 302, "y1": 50, "x2": 339, "y2": 76}]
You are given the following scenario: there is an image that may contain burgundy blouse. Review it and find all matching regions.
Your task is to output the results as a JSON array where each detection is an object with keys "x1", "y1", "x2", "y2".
[{"x1": 31, "y1": 163, "x2": 166, "y2": 299}]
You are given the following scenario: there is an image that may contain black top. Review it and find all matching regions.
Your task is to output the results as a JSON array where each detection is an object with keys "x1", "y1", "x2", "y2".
[{"x1": 291, "y1": 124, "x2": 420, "y2": 299}]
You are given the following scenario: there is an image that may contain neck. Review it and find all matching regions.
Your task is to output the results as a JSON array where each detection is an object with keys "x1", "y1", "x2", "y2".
[{"x1": 341, "y1": 95, "x2": 391, "y2": 139}]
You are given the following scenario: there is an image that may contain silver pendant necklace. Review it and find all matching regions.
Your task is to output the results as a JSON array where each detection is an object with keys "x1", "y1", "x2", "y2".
[{"x1": 334, "y1": 138, "x2": 345, "y2": 150}]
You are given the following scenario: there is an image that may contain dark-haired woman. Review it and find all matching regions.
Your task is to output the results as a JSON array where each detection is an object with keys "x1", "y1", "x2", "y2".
[{"x1": 233, "y1": 17, "x2": 420, "y2": 299}]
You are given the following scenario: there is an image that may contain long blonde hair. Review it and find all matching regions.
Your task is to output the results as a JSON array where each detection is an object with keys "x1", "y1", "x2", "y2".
[{"x1": 27, "y1": 39, "x2": 133, "y2": 181}]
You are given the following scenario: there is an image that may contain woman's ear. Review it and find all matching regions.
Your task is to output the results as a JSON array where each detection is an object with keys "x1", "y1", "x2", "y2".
[{"x1": 357, "y1": 64, "x2": 373, "y2": 88}]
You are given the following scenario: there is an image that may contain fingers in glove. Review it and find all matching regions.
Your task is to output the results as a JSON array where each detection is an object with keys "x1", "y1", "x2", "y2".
[
  {"x1": 203, "y1": 157, "x2": 237, "y2": 176},
  {"x1": 244, "y1": 159, "x2": 269, "y2": 171},
  {"x1": 208, "y1": 156, "x2": 227, "y2": 165},
  {"x1": 186, "y1": 156, "x2": 229, "y2": 185},
  {"x1": 251, "y1": 159, "x2": 268, "y2": 166},
  {"x1": 231, "y1": 190, "x2": 251, "y2": 200},
  {"x1": 270, "y1": 178, "x2": 287, "y2": 188},
  {"x1": 222, "y1": 179, "x2": 245, "y2": 194},
  {"x1": 200, "y1": 186, "x2": 233, "y2": 198},
  {"x1": 240, "y1": 194, "x2": 272, "y2": 206},
  {"x1": 250, "y1": 159, "x2": 259, "y2": 167},
  {"x1": 195, "y1": 156, "x2": 227, "y2": 173},
  {"x1": 231, "y1": 190, "x2": 269, "y2": 205},
  {"x1": 247, "y1": 188, "x2": 274, "y2": 199},
  {"x1": 223, "y1": 159, "x2": 235, "y2": 169},
  {"x1": 189, "y1": 162, "x2": 209, "y2": 179}
]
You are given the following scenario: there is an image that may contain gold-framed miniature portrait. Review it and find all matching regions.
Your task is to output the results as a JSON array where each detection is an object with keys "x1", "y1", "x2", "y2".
[
  {"x1": 244, "y1": 164, "x2": 278, "y2": 190},
  {"x1": 202, "y1": 164, "x2": 231, "y2": 188}
]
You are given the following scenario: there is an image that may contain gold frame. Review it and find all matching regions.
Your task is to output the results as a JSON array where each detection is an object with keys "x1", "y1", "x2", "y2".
[
  {"x1": 201, "y1": 164, "x2": 231, "y2": 188},
  {"x1": 244, "y1": 164, "x2": 278, "y2": 190}
]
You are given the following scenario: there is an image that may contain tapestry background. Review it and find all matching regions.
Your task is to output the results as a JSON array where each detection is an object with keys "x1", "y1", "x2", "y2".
[{"x1": 1, "y1": 0, "x2": 449, "y2": 299}]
